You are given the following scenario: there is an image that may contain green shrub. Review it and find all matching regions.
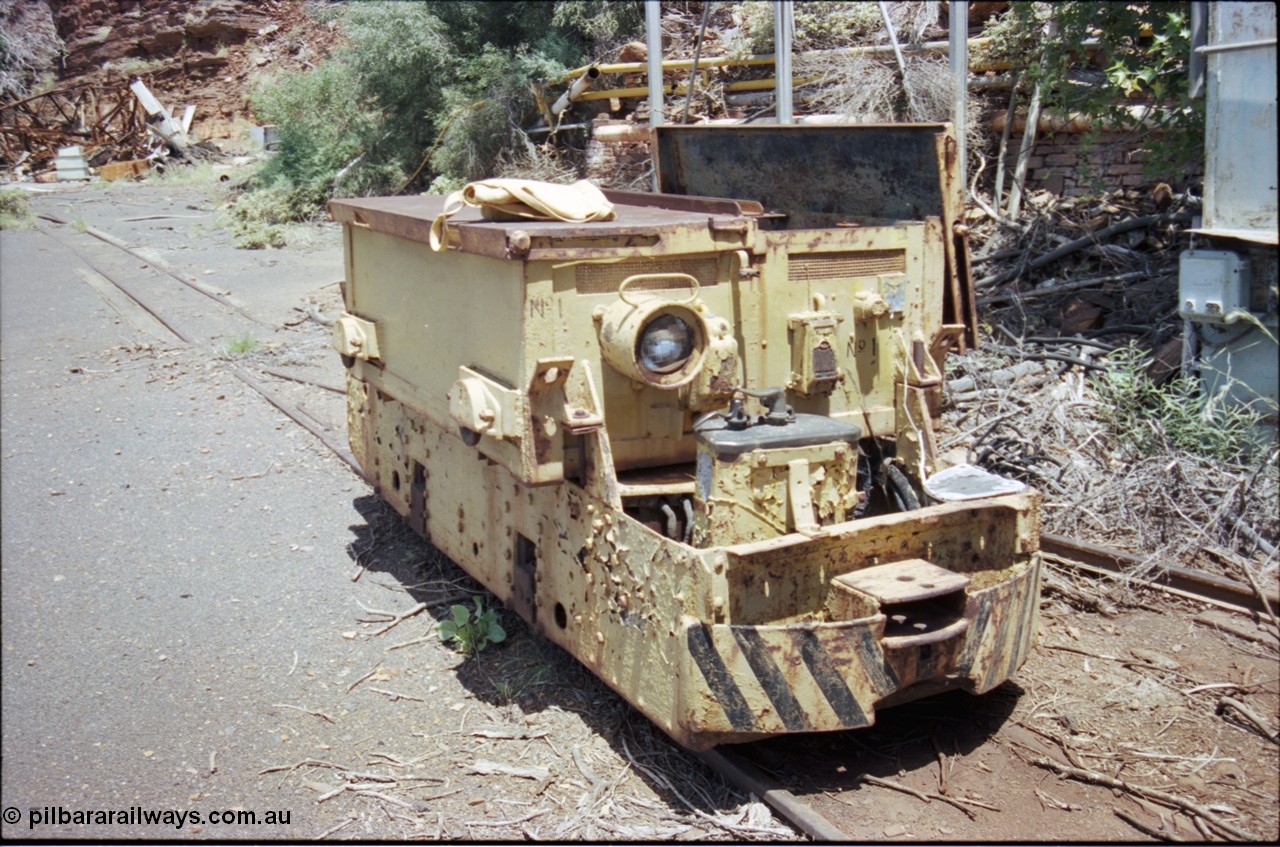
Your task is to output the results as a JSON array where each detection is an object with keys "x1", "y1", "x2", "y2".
[
  {"x1": 729, "y1": 1, "x2": 886, "y2": 56},
  {"x1": 981, "y1": 2, "x2": 1204, "y2": 178},
  {"x1": 1093, "y1": 343, "x2": 1266, "y2": 463},
  {"x1": 236, "y1": 0, "x2": 591, "y2": 228},
  {"x1": 551, "y1": 0, "x2": 642, "y2": 50},
  {"x1": 0, "y1": 188, "x2": 35, "y2": 229}
]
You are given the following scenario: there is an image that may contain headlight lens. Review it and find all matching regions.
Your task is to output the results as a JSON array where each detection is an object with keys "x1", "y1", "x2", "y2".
[{"x1": 638, "y1": 314, "x2": 693, "y2": 373}]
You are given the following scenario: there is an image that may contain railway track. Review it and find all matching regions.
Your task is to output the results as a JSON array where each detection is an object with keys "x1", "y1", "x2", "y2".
[
  {"x1": 1042, "y1": 533, "x2": 1278, "y2": 618},
  {"x1": 46, "y1": 212, "x2": 1277, "y2": 842}
]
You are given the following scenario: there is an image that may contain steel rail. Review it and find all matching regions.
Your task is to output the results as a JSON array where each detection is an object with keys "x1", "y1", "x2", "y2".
[
  {"x1": 1041, "y1": 533, "x2": 1278, "y2": 617},
  {"x1": 61, "y1": 212, "x2": 851, "y2": 838},
  {"x1": 47, "y1": 217, "x2": 365, "y2": 480},
  {"x1": 50, "y1": 216, "x2": 1277, "y2": 836},
  {"x1": 39, "y1": 213, "x2": 272, "y2": 328},
  {"x1": 699, "y1": 748, "x2": 852, "y2": 841}
]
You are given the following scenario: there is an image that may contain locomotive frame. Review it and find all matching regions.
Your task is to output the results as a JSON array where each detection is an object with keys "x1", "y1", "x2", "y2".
[{"x1": 329, "y1": 124, "x2": 1041, "y2": 749}]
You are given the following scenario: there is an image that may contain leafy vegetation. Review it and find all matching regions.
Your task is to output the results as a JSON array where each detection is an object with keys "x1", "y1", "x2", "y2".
[
  {"x1": 222, "y1": 332, "x2": 259, "y2": 356},
  {"x1": 728, "y1": 1, "x2": 888, "y2": 56},
  {"x1": 1093, "y1": 344, "x2": 1267, "y2": 463},
  {"x1": 236, "y1": 1, "x2": 619, "y2": 238},
  {"x1": 438, "y1": 596, "x2": 507, "y2": 656},
  {"x1": 981, "y1": 1, "x2": 1203, "y2": 177},
  {"x1": 0, "y1": 188, "x2": 35, "y2": 229}
]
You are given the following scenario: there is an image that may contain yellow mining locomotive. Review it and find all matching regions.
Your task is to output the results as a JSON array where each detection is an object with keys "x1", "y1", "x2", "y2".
[{"x1": 330, "y1": 125, "x2": 1041, "y2": 749}]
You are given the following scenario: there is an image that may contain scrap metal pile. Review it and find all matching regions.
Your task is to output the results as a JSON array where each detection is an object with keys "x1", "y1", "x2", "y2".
[{"x1": 0, "y1": 77, "x2": 194, "y2": 180}]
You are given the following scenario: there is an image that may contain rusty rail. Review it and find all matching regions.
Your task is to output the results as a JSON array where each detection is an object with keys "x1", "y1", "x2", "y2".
[
  {"x1": 699, "y1": 748, "x2": 852, "y2": 841},
  {"x1": 1041, "y1": 533, "x2": 1278, "y2": 617},
  {"x1": 41, "y1": 215, "x2": 364, "y2": 481}
]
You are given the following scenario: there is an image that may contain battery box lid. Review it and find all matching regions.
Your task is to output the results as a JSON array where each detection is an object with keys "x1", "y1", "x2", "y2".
[{"x1": 696, "y1": 414, "x2": 861, "y2": 460}]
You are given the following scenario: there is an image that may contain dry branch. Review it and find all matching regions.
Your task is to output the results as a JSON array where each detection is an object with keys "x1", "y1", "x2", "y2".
[
  {"x1": 370, "y1": 601, "x2": 428, "y2": 637},
  {"x1": 271, "y1": 703, "x2": 336, "y2": 723},
  {"x1": 857, "y1": 774, "x2": 993, "y2": 819},
  {"x1": 1113, "y1": 807, "x2": 1185, "y2": 842},
  {"x1": 467, "y1": 760, "x2": 551, "y2": 781},
  {"x1": 313, "y1": 815, "x2": 357, "y2": 840},
  {"x1": 369, "y1": 686, "x2": 426, "y2": 703},
  {"x1": 1023, "y1": 754, "x2": 1263, "y2": 841},
  {"x1": 463, "y1": 808, "x2": 549, "y2": 827},
  {"x1": 1217, "y1": 696, "x2": 1280, "y2": 743},
  {"x1": 1025, "y1": 212, "x2": 1193, "y2": 273}
]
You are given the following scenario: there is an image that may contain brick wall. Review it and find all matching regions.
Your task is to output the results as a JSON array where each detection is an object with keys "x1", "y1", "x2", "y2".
[
  {"x1": 1010, "y1": 129, "x2": 1203, "y2": 196},
  {"x1": 584, "y1": 120, "x2": 653, "y2": 189}
]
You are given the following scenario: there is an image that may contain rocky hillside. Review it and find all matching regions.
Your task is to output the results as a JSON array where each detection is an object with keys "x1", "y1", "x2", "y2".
[{"x1": 6, "y1": 0, "x2": 340, "y2": 143}]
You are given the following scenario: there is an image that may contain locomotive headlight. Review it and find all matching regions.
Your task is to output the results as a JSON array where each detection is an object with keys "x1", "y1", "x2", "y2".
[
  {"x1": 596, "y1": 276, "x2": 708, "y2": 389},
  {"x1": 638, "y1": 314, "x2": 694, "y2": 374}
]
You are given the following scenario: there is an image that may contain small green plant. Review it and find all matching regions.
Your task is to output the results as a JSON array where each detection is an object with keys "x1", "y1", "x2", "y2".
[
  {"x1": 227, "y1": 185, "x2": 299, "y2": 249},
  {"x1": 1093, "y1": 343, "x2": 1265, "y2": 463},
  {"x1": 224, "y1": 332, "x2": 259, "y2": 356},
  {"x1": 494, "y1": 663, "x2": 551, "y2": 704},
  {"x1": 146, "y1": 161, "x2": 221, "y2": 188},
  {"x1": 438, "y1": 596, "x2": 506, "y2": 656},
  {"x1": 0, "y1": 188, "x2": 35, "y2": 229}
]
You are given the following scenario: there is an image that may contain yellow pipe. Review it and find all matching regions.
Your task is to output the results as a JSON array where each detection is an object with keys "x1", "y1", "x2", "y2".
[
  {"x1": 555, "y1": 37, "x2": 1004, "y2": 83},
  {"x1": 569, "y1": 74, "x2": 822, "y2": 104}
]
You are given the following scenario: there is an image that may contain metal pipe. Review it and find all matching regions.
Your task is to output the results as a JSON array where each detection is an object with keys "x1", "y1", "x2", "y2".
[
  {"x1": 682, "y1": 1, "x2": 712, "y2": 123},
  {"x1": 1196, "y1": 36, "x2": 1277, "y2": 54},
  {"x1": 950, "y1": 0, "x2": 969, "y2": 186},
  {"x1": 645, "y1": 0, "x2": 664, "y2": 128},
  {"x1": 1188, "y1": 1, "x2": 1208, "y2": 99},
  {"x1": 550, "y1": 65, "x2": 600, "y2": 117},
  {"x1": 551, "y1": 36, "x2": 1011, "y2": 84},
  {"x1": 591, "y1": 123, "x2": 653, "y2": 143},
  {"x1": 877, "y1": 0, "x2": 915, "y2": 112},
  {"x1": 773, "y1": 1, "x2": 794, "y2": 124},
  {"x1": 660, "y1": 502, "x2": 678, "y2": 540},
  {"x1": 571, "y1": 75, "x2": 818, "y2": 104}
]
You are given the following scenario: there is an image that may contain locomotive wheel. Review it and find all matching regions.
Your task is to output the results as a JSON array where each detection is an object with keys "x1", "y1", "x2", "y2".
[{"x1": 886, "y1": 464, "x2": 921, "y2": 512}]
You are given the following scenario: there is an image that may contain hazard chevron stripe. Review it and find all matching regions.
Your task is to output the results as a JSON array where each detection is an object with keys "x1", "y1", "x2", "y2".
[
  {"x1": 687, "y1": 620, "x2": 894, "y2": 734},
  {"x1": 686, "y1": 622, "x2": 756, "y2": 731}
]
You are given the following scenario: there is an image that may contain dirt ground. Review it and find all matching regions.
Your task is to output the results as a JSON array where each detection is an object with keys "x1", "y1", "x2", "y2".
[{"x1": 2, "y1": 178, "x2": 1277, "y2": 841}]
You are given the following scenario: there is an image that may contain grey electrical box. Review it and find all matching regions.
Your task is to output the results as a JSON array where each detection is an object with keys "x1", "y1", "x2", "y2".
[{"x1": 1179, "y1": 249, "x2": 1250, "y2": 323}]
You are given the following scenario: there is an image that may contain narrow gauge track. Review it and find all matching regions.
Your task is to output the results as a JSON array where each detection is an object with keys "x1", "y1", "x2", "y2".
[
  {"x1": 1042, "y1": 533, "x2": 1278, "y2": 618},
  {"x1": 48, "y1": 214, "x2": 1276, "y2": 842},
  {"x1": 36, "y1": 215, "x2": 363, "y2": 476}
]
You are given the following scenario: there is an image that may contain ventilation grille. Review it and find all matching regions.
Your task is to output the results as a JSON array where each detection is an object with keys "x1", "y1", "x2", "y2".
[
  {"x1": 576, "y1": 258, "x2": 720, "y2": 294},
  {"x1": 788, "y1": 250, "x2": 906, "y2": 282}
]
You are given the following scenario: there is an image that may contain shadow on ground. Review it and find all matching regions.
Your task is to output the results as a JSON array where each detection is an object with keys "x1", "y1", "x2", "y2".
[{"x1": 342, "y1": 492, "x2": 1024, "y2": 831}]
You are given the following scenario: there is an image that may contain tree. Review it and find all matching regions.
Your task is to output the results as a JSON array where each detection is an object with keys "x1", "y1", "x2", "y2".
[
  {"x1": 984, "y1": 2, "x2": 1203, "y2": 180},
  {"x1": 242, "y1": 0, "x2": 623, "y2": 227}
]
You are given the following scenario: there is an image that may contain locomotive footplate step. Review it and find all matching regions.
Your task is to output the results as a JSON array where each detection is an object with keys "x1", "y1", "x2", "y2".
[
  {"x1": 832, "y1": 559, "x2": 971, "y2": 648},
  {"x1": 833, "y1": 559, "x2": 969, "y2": 604}
]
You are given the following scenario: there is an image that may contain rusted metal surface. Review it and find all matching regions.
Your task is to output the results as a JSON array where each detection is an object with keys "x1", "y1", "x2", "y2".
[
  {"x1": 1041, "y1": 533, "x2": 1278, "y2": 617},
  {"x1": 653, "y1": 124, "x2": 948, "y2": 226},
  {"x1": 334, "y1": 125, "x2": 1037, "y2": 750},
  {"x1": 328, "y1": 195, "x2": 754, "y2": 261},
  {"x1": 1, "y1": 83, "x2": 153, "y2": 174},
  {"x1": 699, "y1": 748, "x2": 852, "y2": 841}
]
